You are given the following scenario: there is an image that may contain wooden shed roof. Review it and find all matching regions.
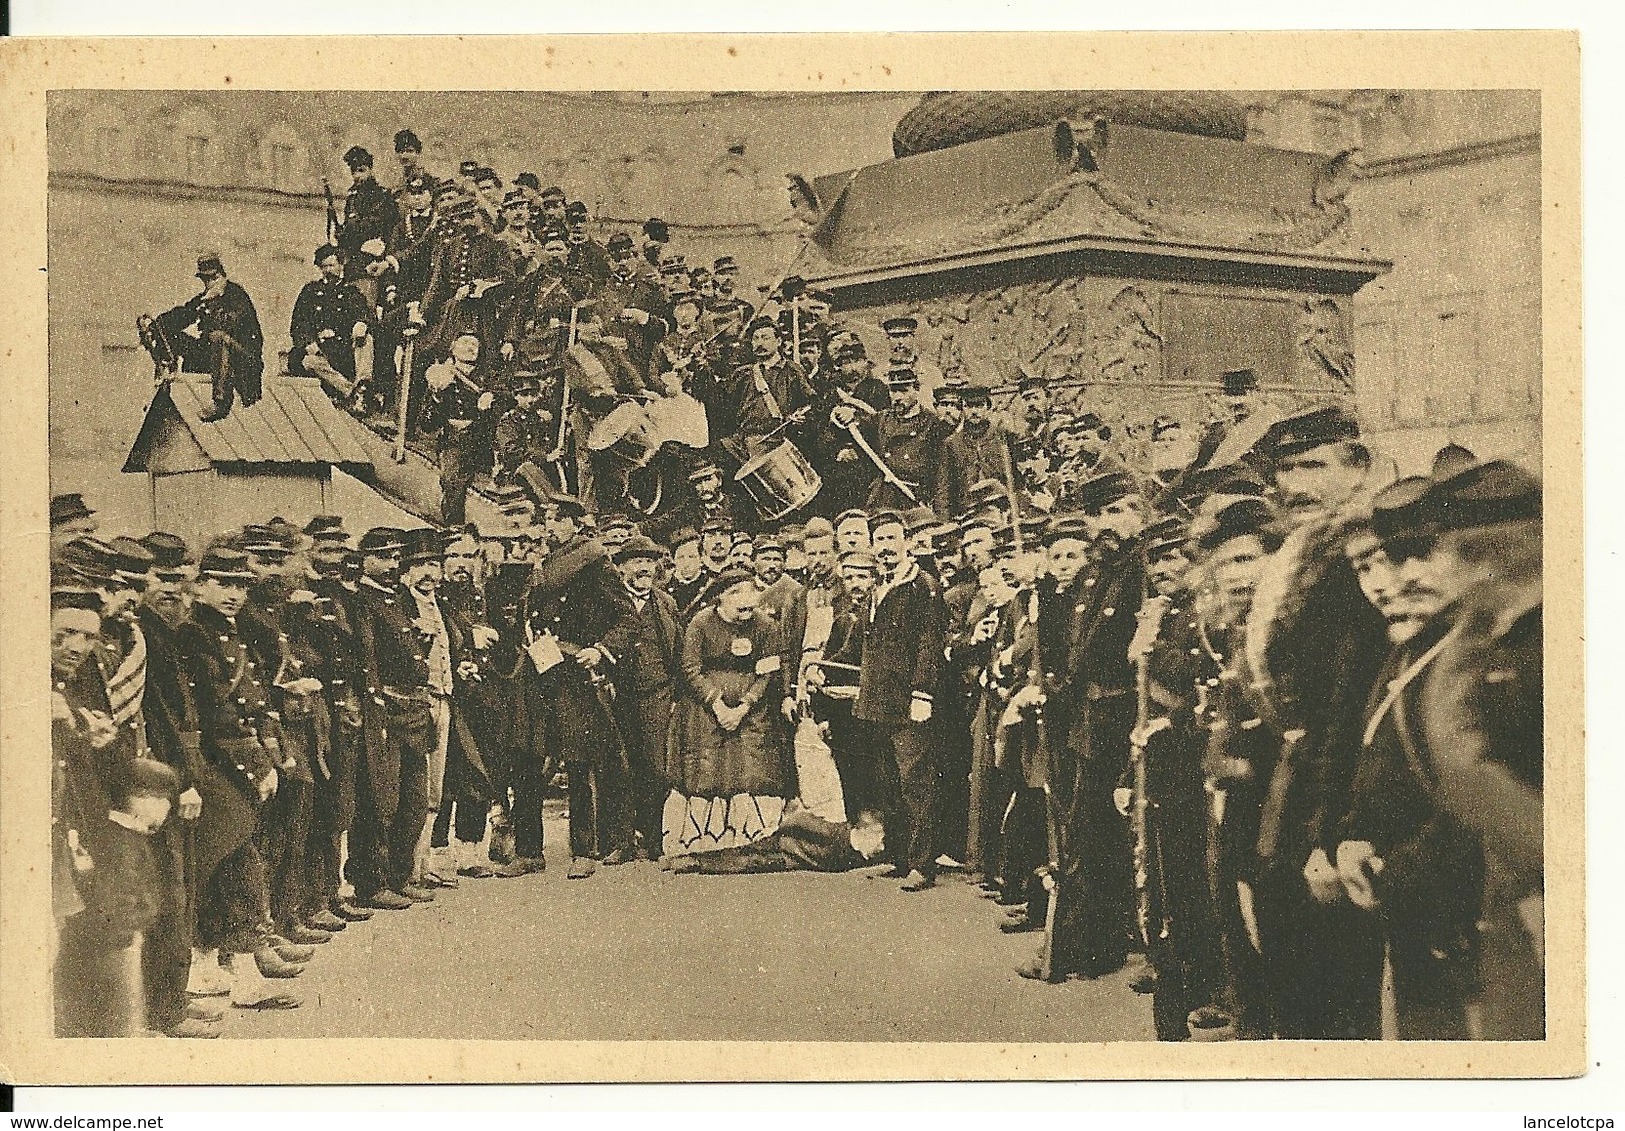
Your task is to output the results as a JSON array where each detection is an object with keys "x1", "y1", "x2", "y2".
[{"x1": 123, "y1": 377, "x2": 376, "y2": 473}]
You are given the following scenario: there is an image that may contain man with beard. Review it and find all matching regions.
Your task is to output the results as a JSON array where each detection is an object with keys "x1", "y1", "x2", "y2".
[
  {"x1": 131, "y1": 532, "x2": 221, "y2": 1038},
  {"x1": 151, "y1": 252, "x2": 265, "y2": 421},
  {"x1": 289, "y1": 245, "x2": 374, "y2": 403},
  {"x1": 802, "y1": 332, "x2": 888, "y2": 519},
  {"x1": 751, "y1": 535, "x2": 802, "y2": 626},
  {"x1": 1345, "y1": 462, "x2": 1545, "y2": 1040},
  {"x1": 179, "y1": 547, "x2": 301, "y2": 1010},
  {"x1": 933, "y1": 514, "x2": 996, "y2": 870},
  {"x1": 728, "y1": 317, "x2": 817, "y2": 460},
  {"x1": 416, "y1": 190, "x2": 515, "y2": 364},
  {"x1": 1019, "y1": 473, "x2": 1149, "y2": 982},
  {"x1": 1009, "y1": 368, "x2": 1053, "y2": 449},
  {"x1": 1241, "y1": 405, "x2": 1389, "y2": 1039},
  {"x1": 337, "y1": 147, "x2": 401, "y2": 292},
  {"x1": 1409, "y1": 460, "x2": 1545, "y2": 1041},
  {"x1": 236, "y1": 527, "x2": 330, "y2": 955},
  {"x1": 591, "y1": 535, "x2": 682, "y2": 860},
  {"x1": 348, "y1": 528, "x2": 437, "y2": 911},
  {"x1": 502, "y1": 231, "x2": 587, "y2": 372},
  {"x1": 703, "y1": 255, "x2": 754, "y2": 366},
  {"x1": 434, "y1": 529, "x2": 507, "y2": 880},
  {"x1": 1330, "y1": 483, "x2": 1482, "y2": 1039},
  {"x1": 296, "y1": 516, "x2": 373, "y2": 928},
  {"x1": 938, "y1": 386, "x2": 1008, "y2": 517},
  {"x1": 846, "y1": 368, "x2": 950, "y2": 514},
  {"x1": 513, "y1": 496, "x2": 634, "y2": 878},
  {"x1": 855, "y1": 511, "x2": 948, "y2": 892},
  {"x1": 597, "y1": 231, "x2": 671, "y2": 380},
  {"x1": 398, "y1": 528, "x2": 481, "y2": 891},
  {"x1": 652, "y1": 463, "x2": 743, "y2": 552},
  {"x1": 1124, "y1": 516, "x2": 1230, "y2": 1039}
]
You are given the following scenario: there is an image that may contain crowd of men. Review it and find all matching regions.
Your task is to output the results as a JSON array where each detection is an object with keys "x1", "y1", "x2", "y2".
[{"x1": 61, "y1": 125, "x2": 1544, "y2": 1044}]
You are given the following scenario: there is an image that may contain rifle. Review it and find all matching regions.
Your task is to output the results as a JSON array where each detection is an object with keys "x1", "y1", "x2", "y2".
[
  {"x1": 322, "y1": 177, "x2": 340, "y2": 247},
  {"x1": 394, "y1": 318, "x2": 418, "y2": 464},
  {"x1": 998, "y1": 425, "x2": 1065, "y2": 982}
]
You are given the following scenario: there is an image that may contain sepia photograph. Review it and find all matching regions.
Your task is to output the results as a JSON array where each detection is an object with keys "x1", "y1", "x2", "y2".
[{"x1": 0, "y1": 31, "x2": 1582, "y2": 1085}]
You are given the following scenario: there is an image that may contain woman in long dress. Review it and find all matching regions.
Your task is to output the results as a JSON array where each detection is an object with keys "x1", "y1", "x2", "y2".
[{"x1": 664, "y1": 571, "x2": 792, "y2": 857}]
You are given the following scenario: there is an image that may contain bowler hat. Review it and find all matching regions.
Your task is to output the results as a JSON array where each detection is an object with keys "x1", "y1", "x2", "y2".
[{"x1": 358, "y1": 527, "x2": 408, "y2": 555}]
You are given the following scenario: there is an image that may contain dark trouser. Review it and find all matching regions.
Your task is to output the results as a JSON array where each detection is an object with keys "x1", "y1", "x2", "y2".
[
  {"x1": 1147, "y1": 798, "x2": 1225, "y2": 1040},
  {"x1": 439, "y1": 441, "x2": 477, "y2": 526},
  {"x1": 142, "y1": 819, "x2": 194, "y2": 1033},
  {"x1": 513, "y1": 674, "x2": 629, "y2": 860},
  {"x1": 822, "y1": 707, "x2": 879, "y2": 825},
  {"x1": 966, "y1": 702, "x2": 1005, "y2": 876},
  {"x1": 1050, "y1": 771, "x2": 1135, "y2": 977},
  {"x1": 873, "y1": 720, "x2": 939, "y2": 876},
  {"x1": 934, "y1": 694, "x2": 973, "y2": 862},
  {"x1": 256, "y1": 775, "x2": 313, "y2": 932},
  {"x1": 999, "y1": 786, "x2": 1049, "y2": 910},
  {"x1": 169, "y1": 330, "x2": 261, "y2": 413},
  {"x1": 345, "y1": 704, "x2": 432, "y2": 897},
  {"x1": 304, "y1": 707, "x2": 359, "y2": 916},
  {"x1": 614, "y1": 687, "x2": 673, "y2": 853},
  {"x1": 1251, "y1": 868, "x2": 1384, "y2": 1039},
  {"x1": 197, "y1": 840, "x2": 273, "y2": 954},
  {"x1": 431, "y1": 707, "x2": 495, "y2": 848},
  {"x1": 55, "y1": 924, "x2": 138, "y2": 1037}
]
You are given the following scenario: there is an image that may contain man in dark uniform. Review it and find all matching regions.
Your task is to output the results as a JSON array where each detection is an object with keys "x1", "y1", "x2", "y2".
[
  {"x1": 594, "y1": 535, "x2": 682, "y2": 859},
  {"x1": 422, "y1": 333, "x2": 499, "y2": 526},
  {"x1": 1021, "y1": 473, "x2": 1149, "y2": 982},
  {"x1": 288, "y1": 245, "x2": 374, "y2": 402},
  {"x1": 703, "y1": 255, "x2": 754, "y2": 369},
  {"x1": 492, "y1": 370, "x2": 558, "y2": 490},
  {"x1": 851, "y1": 368, "x2": 951, "y2": 514},
  {"x1": 1127, "y1": 516, "x2": 1229, "y2": 1038},
  {"x1": 297, "y1": 516, "x2": 373, "y2": 927},
  {"x1": 938, "y1": 384, "x2": 1008, "y2": 518},
  {"x1": 368, "y1": 174, "x2": 443, "y2": 414},
  {"x1": 417, "y1": 190, "x2": 515, "y2": 364},
  {"x1": 596, "y1": 231, "x2": 670, "y2": 380},
  {"x1": 348, "y1": 528, "x2": 438, "y2": 911},
  {"x1": 515, "y1": 496, "x2": 634, "y2": 878},
  {"x1": 151, "y1": 253, "x2": 265, "y2": 421},
  {"x1": 502, "y1": 231, "x2": 587, "y2": 372},
  {"x1": 132, "y1": 532, "x2": 218, "y2": 1037},
  {"x1": 649, "y1": 460, "x2": 744, "y2": 548},
  {"x1": 236, "y1": 526, "x2": 331, "y2": 951},
  {"x1": 1243, "y1": 405, "x2": 1388, "y2": 1039},
  {"x1": 179, "y1": 547, "x2": 301, "y2": 1009},
  {"x1": 337, "y1": 146, "x2": 401, "y2": 293},
  {"x1": 728, "y1": 316, "x2": 817, "y2": 458},
  {"x1": 855, "y1": 511, "x2": 948, "y2": 892}
]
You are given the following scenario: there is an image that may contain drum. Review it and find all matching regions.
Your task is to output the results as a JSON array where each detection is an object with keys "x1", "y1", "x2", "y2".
[
  {"x1": 586, "y1": 401, "x2": 659, "y2": 469},
  {"x1": 735, "y1": 440, "x2": 823, "y2": 521}
]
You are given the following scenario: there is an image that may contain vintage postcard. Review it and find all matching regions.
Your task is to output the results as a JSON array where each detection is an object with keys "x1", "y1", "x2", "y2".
[{"x1": 0, "y1": 31, "x2": 1582, "y2": 1084}]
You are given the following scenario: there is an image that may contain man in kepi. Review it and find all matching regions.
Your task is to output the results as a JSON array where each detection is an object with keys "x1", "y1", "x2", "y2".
[
  {"x1": 288, "y1": 244, "x2": 374, "y2": 403},
  {"x1": 150, "y1": 253, "x2": 266, "y2": 421}
]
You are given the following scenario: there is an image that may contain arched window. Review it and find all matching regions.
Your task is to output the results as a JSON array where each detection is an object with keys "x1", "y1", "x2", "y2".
[
  {"x1": 82, "y1": 102, "x2": 132, "y2": 177},
  {"x1": 171, "y1": 104, "x2": 222, "y2": 185},
  {"x1": 261, "y1": 121, "x2": 309, "y2": 192}
]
